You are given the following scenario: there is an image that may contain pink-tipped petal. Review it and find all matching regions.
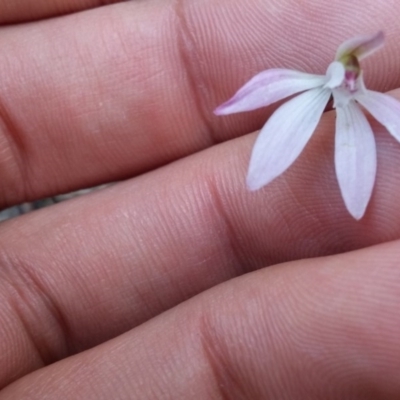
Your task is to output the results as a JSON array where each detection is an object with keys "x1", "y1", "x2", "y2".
[
  {"x1": 335, "y1": 31, "x2": 384, "y2": 61},
  {"x1": 214, "y1": 69, "x2": 326, "y2": 115},
  {"x1": 335, "y1": 102, "x2": 377, "y2": 220},
  {"x1": 354, "y1": 90, "x2": 400, "y2": 142},
  {"x1": 324, "y1": 61, "x2": 345, "y2": 89},
  {"x1": 246, "y1": 88, "x2": 331, "y2": 190}
]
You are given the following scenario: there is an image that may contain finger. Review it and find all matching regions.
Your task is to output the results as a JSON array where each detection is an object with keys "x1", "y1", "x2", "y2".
[
  {"x1": 1, "y1": 0, "x2": 400, "y2": 207},
  {"x1": 2, "y1": 241, "x2": 400, "y2": 399},
  {"x1": 0, "y1": 0, "x2": 122, "y2": 24},
  {"x1": 1, "y1": 95, "x2": 400, "y2": 388}
]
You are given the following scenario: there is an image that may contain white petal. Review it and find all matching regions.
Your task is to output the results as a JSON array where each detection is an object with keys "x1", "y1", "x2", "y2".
[
  {"x1": 335, "y1": 102, "x2": 377, "y2": 220},
  {"x1": 355, "y1": 72, "x2": 367, "y2": 94},
  {"x1": 324, "y1": 62, "x2": 345, "y2": 89},
  {"x1": 332, "y1": 87, "x2": 353, "y2": 108},
  {"x1": 214, "y1": 69, "x2": 326, "y2": 115},
  {"x1": 332, "y1": 73, "x2": 367, "y2": 108},
  {"x1": 247, "y1": 88, "x2": 331, "y2": 190},
  {"x1": 354, "y1": 90, "x2": 400, "y2": 142},
  {"x1": 335, "y1": 31, "x2": 384, "y2": 61}
]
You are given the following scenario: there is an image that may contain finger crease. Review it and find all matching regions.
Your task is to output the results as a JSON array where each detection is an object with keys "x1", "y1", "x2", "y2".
[
  {"x1": 205, "y1": 176, "x2": 249, "y2": 277},
  {"x1": 0, "y1": 249, "x2": 70, "y2": 366},
  {"x1": 174, "y1": 0, "x2": 219, "y2": 147},
  {"x1": 199, "y1": 312, "x2": 252, "y2": 400},
  {"x1": 0, "y1": 97, "x2": 30, "y2": 206}
]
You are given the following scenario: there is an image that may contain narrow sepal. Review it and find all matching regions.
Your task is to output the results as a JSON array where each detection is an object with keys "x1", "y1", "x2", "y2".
[
  {"x1": 355, "y1": 90, "x2": 400, "y2": 142},
  {"x1": 247, "y1": 88, "x2": 331, "y2": 190},
  {"x1": 335, "y1": 102, "x2": 377, "y2": 219},
  {"x1": 214, "y1": 69, "x2": 325, "y2": 115}
]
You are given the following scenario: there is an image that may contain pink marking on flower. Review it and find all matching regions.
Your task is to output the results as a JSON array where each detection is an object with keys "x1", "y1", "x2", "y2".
[
  {"x1": 214, "y1": 31, "x2": 400, "y2": 219},
  {"x1": 345, "y1": 70, "x2": 358, "y2": 92}
]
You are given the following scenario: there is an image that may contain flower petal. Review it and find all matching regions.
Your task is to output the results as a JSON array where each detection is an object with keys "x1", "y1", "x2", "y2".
[
  {"x1": 214, "y1": 69, "x2": 326, "y2": 115},
  {"x1": 354, "y1": 90, "x2": 400, "y2": 142},
  {"x1": 332, "y1": 87, "x2": 353, "y2": 108},
  {"x1": 247, "y1": 88, "x2": 331, "y2": 190},
  {"x1": 335, "y1": 31, "x2": 384, "y2": 61},
  {"x1": 332, "y1": 73, "x2": 367, "y2": 108},
  {"x1": 324, "y1": 61, "x2": 345, "y2": 89},
  {"x1": 335, "y1": 102, "x2": 377, "y2": 220}
]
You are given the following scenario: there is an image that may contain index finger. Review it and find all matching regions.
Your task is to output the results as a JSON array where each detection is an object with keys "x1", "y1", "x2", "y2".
[
  {"x1": 1, "y1": 0, "x2": 399, "y2": 207},
  {"x1": 0, "y1": 0, "x2": 122, "y2": 23}
]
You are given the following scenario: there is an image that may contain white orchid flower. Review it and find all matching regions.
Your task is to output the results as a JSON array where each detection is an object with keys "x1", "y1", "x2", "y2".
[{"x1": 214, "y1": 31, "x2": 400, "y2": 220}]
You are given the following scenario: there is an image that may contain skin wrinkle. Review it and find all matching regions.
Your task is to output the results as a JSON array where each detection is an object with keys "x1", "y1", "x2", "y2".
[
  {"x1": 173, "y1": 0, "x2": 218, "y2": 147},
  {"x1": 203, "y1": 175, "x2": 249, "y2": 277},
  {"x1": 275, "y1": 133, "x2": 335, "y2": 253},
  {"x1": 0, "y1": 288, "x2": 46, "y2": 389},
  {"x1": 283, "y1": 172, "x2": 325, "y2": 227},
  {"x1": 199, "y1": 308, "x2": 262, "y2": 400},
  {"x1": 0, "y1": 249, "x2": 70, "y2": 369},
  {"x1": 0, "y1": 94, "x2": 28, "y2": 208},
  {"x1": 199, "y1": 282, "x2": 285, "y2": 400}
]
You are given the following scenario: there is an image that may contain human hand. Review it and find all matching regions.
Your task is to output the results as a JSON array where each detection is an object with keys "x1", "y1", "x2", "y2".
[{"x1": 0, "y1": 1, "x2": 400, "y2": 398}]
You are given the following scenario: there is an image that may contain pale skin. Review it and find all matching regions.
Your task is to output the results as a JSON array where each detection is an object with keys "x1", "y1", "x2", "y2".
[{"x1": 0, "y1": 0, "x2": 400, "y2": 398}]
